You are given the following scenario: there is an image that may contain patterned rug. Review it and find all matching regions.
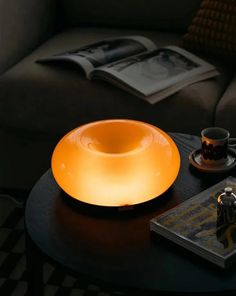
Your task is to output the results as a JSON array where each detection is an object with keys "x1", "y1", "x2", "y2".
[{"x1": 0, "y1": 196, "x2": 125, "y2": 296}]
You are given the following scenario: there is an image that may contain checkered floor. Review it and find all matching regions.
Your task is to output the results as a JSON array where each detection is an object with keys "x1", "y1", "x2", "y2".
[{"x1": 0, "y1": 196, "x2": 125, "y2": 296}]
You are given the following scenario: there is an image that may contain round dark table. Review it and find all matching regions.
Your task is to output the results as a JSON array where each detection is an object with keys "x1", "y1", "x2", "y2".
[{"x1": 25, "y1": 133, "x2": 236, "y2": 296}]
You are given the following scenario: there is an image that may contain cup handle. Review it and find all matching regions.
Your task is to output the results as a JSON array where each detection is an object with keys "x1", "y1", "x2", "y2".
[{"x1": 229, "y1": 138, "x2": 236, "y2": 148}]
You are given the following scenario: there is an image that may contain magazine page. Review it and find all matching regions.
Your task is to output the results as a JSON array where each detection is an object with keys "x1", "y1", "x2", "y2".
[
  {"x1": 93, "y1": 46, "x2": 218, "y2": 102},
  {"x1": 95, "y1": 70, "x2": 218, "y2": 104},
  {"x1": 36, "y1": 36, "x2": 157, "y2": 78}
]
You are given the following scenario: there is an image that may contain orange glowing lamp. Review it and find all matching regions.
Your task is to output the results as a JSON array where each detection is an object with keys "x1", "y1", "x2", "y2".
[{"x1": 51, "y1": 119, "x2": 180, "y2": 207}]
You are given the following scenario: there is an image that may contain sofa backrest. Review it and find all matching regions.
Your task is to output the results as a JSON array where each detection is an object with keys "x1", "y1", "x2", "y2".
[
  {"x1": 62, "y1": 0, "x2": 201, "y2": 32},
  {"x1": 0, "y1": 0, "x2": 57, "y2": 75}
]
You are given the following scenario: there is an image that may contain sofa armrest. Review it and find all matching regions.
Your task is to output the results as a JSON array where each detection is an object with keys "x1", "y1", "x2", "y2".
[
  {"x1": 215, "y1": 74, "x2": 236, "y2": 136},
  {"x1": 0, "y1": 0, "x2": 57, "y2": 75}
]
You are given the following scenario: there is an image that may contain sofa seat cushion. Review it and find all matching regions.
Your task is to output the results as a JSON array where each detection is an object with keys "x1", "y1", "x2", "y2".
[
  {"x1": 215, "y1": 75, "x2": 236, "y2": 137},
  {"x1": 0, "y1": 27, "x2": 232, "y2": 137}
]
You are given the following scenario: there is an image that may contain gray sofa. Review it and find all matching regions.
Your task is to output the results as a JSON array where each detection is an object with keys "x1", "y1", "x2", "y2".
[{"x1": 0, "y1": 0, "x2": 235, "y2": 191}]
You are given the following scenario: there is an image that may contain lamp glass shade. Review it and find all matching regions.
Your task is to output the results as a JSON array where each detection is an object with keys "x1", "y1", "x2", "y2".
[{"x1": 51, "y1": 119, "x2": 180, "y2": 207}]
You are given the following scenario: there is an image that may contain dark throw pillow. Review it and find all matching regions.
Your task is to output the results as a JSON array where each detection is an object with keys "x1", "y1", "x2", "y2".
[{"x1": 183, "y1": 0, "x2": 236, "y2": 61}]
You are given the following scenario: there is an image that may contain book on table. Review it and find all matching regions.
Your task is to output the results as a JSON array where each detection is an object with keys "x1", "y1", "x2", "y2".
[
  {"x1": 36, "y1": 35, "x2": 218, "y2": 104},
  {"x1": 150, "y1": 176, "x2": 236, "y2": 268}
]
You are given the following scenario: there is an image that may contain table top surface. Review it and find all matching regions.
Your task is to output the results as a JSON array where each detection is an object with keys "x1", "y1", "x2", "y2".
[{"x1": 25, "y1": 133, "x2": 236, "y2": 295}]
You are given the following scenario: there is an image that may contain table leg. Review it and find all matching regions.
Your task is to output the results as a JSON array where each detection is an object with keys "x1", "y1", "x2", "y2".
[{"x1": 25, "y1": 232, "x2": 44, "y2": 296}]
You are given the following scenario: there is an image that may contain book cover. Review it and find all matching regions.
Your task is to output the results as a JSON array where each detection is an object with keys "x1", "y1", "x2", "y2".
[{"x1": 150, "y1": 176, "x2": 236, "y2": 268}]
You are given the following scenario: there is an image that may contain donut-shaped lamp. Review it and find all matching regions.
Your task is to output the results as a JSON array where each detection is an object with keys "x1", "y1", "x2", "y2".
[{"x1": 51, "y1": 119, "x2": 180, "y2": 207}]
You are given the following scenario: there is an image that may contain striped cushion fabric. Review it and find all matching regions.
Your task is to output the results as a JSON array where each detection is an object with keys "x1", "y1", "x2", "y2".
[{"x1": 183, "y1": 0, "x2": 236, "y2": 61}]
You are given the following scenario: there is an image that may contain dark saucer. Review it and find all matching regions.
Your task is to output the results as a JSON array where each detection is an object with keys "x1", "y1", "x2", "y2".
[{"x1": 189, "y1": 149, "x2": 236, "y2": 173}]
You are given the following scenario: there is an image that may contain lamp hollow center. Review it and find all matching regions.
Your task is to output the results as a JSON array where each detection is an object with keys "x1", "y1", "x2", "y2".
[{"x1": 80, "y1": 121, "x2": 152, "y2": 154}]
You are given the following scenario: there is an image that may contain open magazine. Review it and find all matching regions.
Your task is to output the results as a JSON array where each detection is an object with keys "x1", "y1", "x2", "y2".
[
  {"x1": 37, "y1": 36, "x2": 218, "y2": 104},
  {"x1": 150, "y1": 177, "x2": 236, "y2": 268}
]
